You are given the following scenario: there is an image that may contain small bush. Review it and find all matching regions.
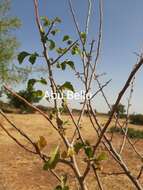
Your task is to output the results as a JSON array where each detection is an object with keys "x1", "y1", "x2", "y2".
[
  {"x1": 129, "y1": 114, "x2": 143, "y2": 125},
  {"x1": 108, "y1": 104, "x2": 126, "y2": 118},
  {"x1": 110, "y1": 126, "x2": 143, "y2": 139}
]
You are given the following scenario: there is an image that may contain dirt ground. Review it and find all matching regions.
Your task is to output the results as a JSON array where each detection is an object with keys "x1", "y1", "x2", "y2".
[{"x1": 0, "y1": 114, "x2": 143, "y2": 190}]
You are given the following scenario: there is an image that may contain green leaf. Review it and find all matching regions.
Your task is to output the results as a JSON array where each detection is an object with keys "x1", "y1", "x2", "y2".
[
  {"x1": 57, "y1": 61, "x2": 75, "y2": 71},
  {"x1": 33, "y1": 90, "x2": 43, "y2": 97},
  {"x1": 29, "y1": 53, "x2": 39, "y2": 65},
  {"x1": 56, "y1": 62, "x2": 61, "y2": 69},
  {"x1": 27, "y1": 79, "x2": 37, "y2": 90},
  {"x1": 56, "y1": 48, "x2": 67, "y2": 54},
  {"x1": 60, "y1": 82, "x2": 75, "y2": 92},
  {"x1": 18, "y1": 51, "x2": 30, "y2": 64},
  {"x1": 71, "y1": 45, "x2": 81, "y2": 55},
  {"x1": 66, "y1": 61, "x2": 75, "y2": 70},
  {"x1": 74, "y1": 142, "x2": 85, "y2": 154},
  {"x1": 51, "y1": 29, "x2": 60, "y2": 36},
  {"x1": 39, "y1": 77, "x2": 47, "y2": 85},
  {"x1": 54, "y1": 17, "x2": 62, "y2": 23},
  {"x1": 48, "y1": 39, "x2": 56, "y2": 50},
  {"x1": 27, "y1": 78, "x2": 47, "y2": 92},
  {"x1": 60, "y1": 62, "x2": 66, "y2": 70},
  {"x1": 84, "y1": 146, "x2": 94, "y2": 158},
  {"x1": 97, "y1": 152, "x2": 108, "y2": 161},
  {"x1": 43, "y1": 145, "x2": 60, "y2": 170},
  {"x1": 80, "y1": 32, "x2": 86, "y2": 43},
  {"x1": 63, "y1": 35, "x2": 70, "y2": 42},
  {"x1": 40, "y1": 16, "x2": 51, "y2": 26}
]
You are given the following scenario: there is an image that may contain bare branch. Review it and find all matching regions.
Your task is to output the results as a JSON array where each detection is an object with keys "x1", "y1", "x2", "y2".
[
  {"x1": 92, "y1": 165, "x2": 104, "y2": 190},
  {"x1": 137, "y1": 166, "x2": 143, "y2": 180},
  {"x1": 4, "y1": 85, "x2": 57, "y2": 131},
  {"x1": 0, "y1": 123, "x2": 37, "y2": 154},
  {"x1": 94, "y1": 58, "x2": 143, "y2": 151},
  {"x1": 85, "y1": 0, "x2": 92, "y2": 35}
]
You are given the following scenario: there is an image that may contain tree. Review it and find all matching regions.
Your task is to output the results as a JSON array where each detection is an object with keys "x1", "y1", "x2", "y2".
[
  {"x1": 0, "y1": 0, "x2": 21, "y2": 81},
  {"x1": 109, "y1": 104, "x2": 126, "y2": 118},
  {"x1": 6, "y1": 78, "x2": 45, "y2": 112},
  {"x1": 130, "y1": 114, "x2": 143, "y2": 125}
]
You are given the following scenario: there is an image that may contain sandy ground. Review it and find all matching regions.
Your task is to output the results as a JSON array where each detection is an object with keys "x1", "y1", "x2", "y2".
[{"x1": 0, "y1": 114, "x2": 143, "y2": 190}]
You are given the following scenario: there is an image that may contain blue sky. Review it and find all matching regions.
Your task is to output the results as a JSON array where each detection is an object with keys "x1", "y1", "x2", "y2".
[{"x1": 9, "y1": 0, "x2": 143, "y2": 113}]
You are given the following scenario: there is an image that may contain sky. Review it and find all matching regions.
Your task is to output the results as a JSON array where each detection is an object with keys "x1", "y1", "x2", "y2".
[{"x1": 8, "y1": 0, "x2": 143, "y2": 113}]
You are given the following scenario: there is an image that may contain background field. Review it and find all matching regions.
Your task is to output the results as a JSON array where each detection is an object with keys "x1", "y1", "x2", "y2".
[{"x1": 0, "y1": 114, "x2": 143, "y2": 190}]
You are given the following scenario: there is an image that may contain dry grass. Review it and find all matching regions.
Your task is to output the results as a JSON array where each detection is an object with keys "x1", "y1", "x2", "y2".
[{"x1": 0, "y1": 114, "x2": 143, "y2": 190}]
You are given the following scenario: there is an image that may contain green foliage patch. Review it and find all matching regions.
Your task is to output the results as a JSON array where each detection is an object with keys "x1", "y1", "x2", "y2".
[
  {"x1": 110, "y1": 126, "x2": 143, "y2": 139},
  {"x1": 129, "y1": 114, "x2": 143, "y2": 125}
]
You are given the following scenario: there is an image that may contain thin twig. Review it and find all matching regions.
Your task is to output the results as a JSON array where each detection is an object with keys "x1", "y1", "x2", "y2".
[
  {"x1": 119, "y1": 77, "x2": 135, "y2": 154},
  {"x1": 92, "y1": 165, "x2": 104, "y2": 190}
]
